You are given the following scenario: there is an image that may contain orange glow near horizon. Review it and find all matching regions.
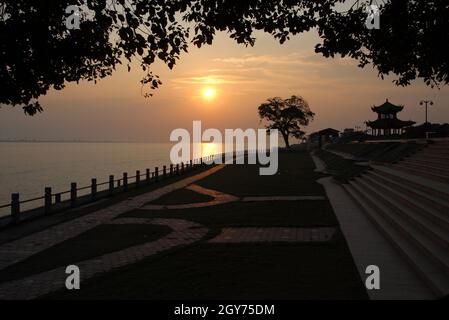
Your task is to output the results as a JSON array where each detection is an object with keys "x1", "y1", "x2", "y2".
[
  {"x1": 201, "y1": 142, "x2": 221, "y2": 157},
  {"x1": 3, "y1": 32, "x2": 448, "y2": 143}
]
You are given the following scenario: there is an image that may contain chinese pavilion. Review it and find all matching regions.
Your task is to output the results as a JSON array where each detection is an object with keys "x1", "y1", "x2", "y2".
[{"x1": 366, "y1": 99, "x2": 415, "y2": 136}]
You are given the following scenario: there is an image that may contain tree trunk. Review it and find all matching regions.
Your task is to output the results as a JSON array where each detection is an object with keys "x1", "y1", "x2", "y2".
[{"x1": 282, "y1": 131, "x2": 290, "y2": 149}]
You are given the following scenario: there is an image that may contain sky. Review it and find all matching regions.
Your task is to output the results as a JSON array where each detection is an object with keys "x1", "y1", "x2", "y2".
[{"x1": 1, "y1": 28, "x2": 449, "y2": 142}]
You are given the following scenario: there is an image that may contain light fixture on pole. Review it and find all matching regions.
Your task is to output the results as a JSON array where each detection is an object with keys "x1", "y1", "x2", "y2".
[{"x1": 419, "y1": 100, "x2": 434, "y2": 125}]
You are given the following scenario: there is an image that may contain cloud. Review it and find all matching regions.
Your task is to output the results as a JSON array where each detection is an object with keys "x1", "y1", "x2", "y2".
[
  {"x1": 168, "y1": 51, "x2": 372, "y2": 97},
  {"x1": 213, "y1": 53, "x2": 325, "y2": 67},
  {"x1": 172, "y1": 75, "x2": 253, "y2": 85}
]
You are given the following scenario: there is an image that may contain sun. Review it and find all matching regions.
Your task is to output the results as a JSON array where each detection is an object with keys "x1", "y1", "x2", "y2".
[{"x1": 202, "y1": 87, "x2": 216, "y2": 101}]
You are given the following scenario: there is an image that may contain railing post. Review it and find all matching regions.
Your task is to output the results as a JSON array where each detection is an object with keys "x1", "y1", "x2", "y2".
[
  {"x1": 190, "y1": 160, "x2": 193, "y2": 170},
  {"x1": 109, "y1": 175, "x2": 114, "y2": 195},
  {"x1": 123, "y1": 172, "x2": 128, "y2": 190},
  {"x1": 11, "y1": 193, "x2": 20, "y2": 223},
  {"x1": 146, "y1": 169, "x2": 150, "y2": 184},
  {"x1": 44, "y1": 187, "x2": 52, "y2": 214},
  {"x1": 91, "y1": 178, "x2": 97, "y2": 200},
  {"x1": 70, "y1": 183, "x2": 77, "y2": 207},
  {"x1": 55, "y1": 193, "x2": 61, "y2": 204},
  {"x1": 155, "y1": 167, "x2": 159, "y2": 181},
  {"x1": 163, "y1": 165, "x2": 166, "y2": 178},
  {"x1": 181, "y1": 162, "x2": 184, "y2": 173},
  {"x1": 176, "y1": 164, "x2": 179, "y2": 175},
  {"x1": 136, "y1": 170, "x2": 140, "y2": 186},
  {"x1": 170, "y1": 164, "x2": 173, "y2": 175},
  {"x1": 200, "y1": 157, "x2": 203, "y2": 165}
]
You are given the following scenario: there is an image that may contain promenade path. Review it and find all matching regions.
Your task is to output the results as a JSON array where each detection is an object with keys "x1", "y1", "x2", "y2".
[{"x1": 0, "y1": 152, "x2": 367, "y2": 299}]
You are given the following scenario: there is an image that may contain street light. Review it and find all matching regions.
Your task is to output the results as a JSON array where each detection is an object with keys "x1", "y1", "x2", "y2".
[{"x1": 419, "y1": 100, "x2": 434, "y2": 125}]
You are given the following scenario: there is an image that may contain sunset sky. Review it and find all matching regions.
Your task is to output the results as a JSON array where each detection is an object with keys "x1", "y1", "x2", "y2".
[{"x1": 1, "y1": 29, "x2": 449, "y2": 143}]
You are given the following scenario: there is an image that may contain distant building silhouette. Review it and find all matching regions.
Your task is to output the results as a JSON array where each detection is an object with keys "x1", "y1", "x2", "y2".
[
  {"x1": 367, "y1": 99, "x2": 415, "y2": 136},
  {"x1": 308, "y1": 128, "x2": 340, "y2": 148}
]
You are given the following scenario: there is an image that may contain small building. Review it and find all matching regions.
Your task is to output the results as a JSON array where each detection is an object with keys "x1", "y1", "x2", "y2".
[
  {"x1": 308, "y1": 128, "x2": 340, "y2": 148},
  {"x1": 366, "y1": 99, "x2": 415, "y2": 136}
]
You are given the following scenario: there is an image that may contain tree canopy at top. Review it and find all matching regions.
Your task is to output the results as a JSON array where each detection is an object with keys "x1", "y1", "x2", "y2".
[{"x1": 1, "y1": 0, "x2": 448, "y2": 115}]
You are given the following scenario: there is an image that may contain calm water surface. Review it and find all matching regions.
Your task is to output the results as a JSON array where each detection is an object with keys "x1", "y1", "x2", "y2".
[{"x1": 0, "y1": 142, "x2": 177, "y2": 216}]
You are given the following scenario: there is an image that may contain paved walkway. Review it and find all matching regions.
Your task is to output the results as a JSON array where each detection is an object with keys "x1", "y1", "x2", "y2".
[
  {"x1": 0, "y1": 218, "x2": 208, "y2": 300},
  {"x1": 0, "y1": 165, "x2": 229, "y2": 299},
  {"x1": 0, "y1": 166, "x2": 225, "y2": 273},
  {"x1": 209, "y1": 227, "x2": 336, "y2": 243},
  {"x1": 0, "y1": 161, "x2": 331, "y2": 300},
  {"x1": 0, "y1": 152, "x2": 379, "y2": 300},
  {"x1": 242, "y1": 196, "x2": 326, "y2": 202},
  {"x1": 141, "y1": 184, "x2": 239, "y2": 210}
]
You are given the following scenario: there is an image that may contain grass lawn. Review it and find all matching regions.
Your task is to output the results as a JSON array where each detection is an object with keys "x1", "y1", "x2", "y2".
[
  {"x1": 150, "y1": 187, "x2": 215, "y2": 205},
  {"x1": 121, "y1": 200, "x2": 338, "y2": 228},
  {"x1": 196, "y1": 153, "x2": 326, "y2": 197},
  {"x1": 2, "y1": 151, "x2": 368, "y2": 300},
  {"x1": 44, "y1": 235, "x2": 367, "y2": 300},
  {"x1": 0, "y1": 223, "x2": 171, "y2": 283}
]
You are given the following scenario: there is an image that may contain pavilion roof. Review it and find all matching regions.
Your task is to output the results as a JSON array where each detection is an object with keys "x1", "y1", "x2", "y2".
[
  {"x1": 372, "y1": 99, "x2": 404, "y2": 114},
  {"x1": 367, "y1": 118, "x2": 415, "y2": 129}
]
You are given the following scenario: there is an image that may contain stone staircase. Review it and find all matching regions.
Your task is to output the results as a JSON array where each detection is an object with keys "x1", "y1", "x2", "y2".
[
  {"x1": 394, "y1": 140, "x2": 449, "y2": 183},
  {"x1": 343, "y1": 140, "x2": 449, "y2": 298}
]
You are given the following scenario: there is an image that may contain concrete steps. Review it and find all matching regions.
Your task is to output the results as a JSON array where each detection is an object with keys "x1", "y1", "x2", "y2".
[
  {"x1": 367, "y1": 171, "x2": 449, "y2": 215},
  {"x1": 403, "y1": 158, "x2": 449, "y2": 170},
  {"x1": 413, "y1": 154, "x2": 449, "y2": 163},
  {"x1": 343, "y1": 141, "x2": 449, "y2": 297},
  {"x1": 358, "y1": 175, "x2": 449, "y2": 247},
  {"x1": 344, "y1": 182, "x2": 449, "y2": 297},
  {"x1": 391, "y1": 141, "x2": 449, "y2": 183},
  {"x1": 393, "y1": 163, "x2": 449, "y2": 183},
  {"x1": 402, "y1": 159, "x2": 449, "y2": 173},
  {"x1": 395, "y1": 162, "x2": 449, "y2": 178},
  {"x1": 419, "y1": 149, "x2": 449, "y2": 158}
]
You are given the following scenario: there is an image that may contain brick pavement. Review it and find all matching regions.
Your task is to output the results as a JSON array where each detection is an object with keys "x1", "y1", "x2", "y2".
[
  {"x1": 209, "y1": 227, "x2": 336, "y2": 243},
  {"x1": 0, "y1": 163, "x2": 336, "y2": 299},
  {"x1": 0, "y1": 165, "x2": 225, "y2": 272},
  {"x1": 140, "y1": 184, "x2": 240, "y2": 210},
  {"x1": 0, "y1": 218, "x2": 208, "y2": 300}
]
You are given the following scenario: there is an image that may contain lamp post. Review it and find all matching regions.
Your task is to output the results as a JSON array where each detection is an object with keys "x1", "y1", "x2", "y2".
[{"x1": 419, "y1": 100, "x2": 434, "y2": 125}]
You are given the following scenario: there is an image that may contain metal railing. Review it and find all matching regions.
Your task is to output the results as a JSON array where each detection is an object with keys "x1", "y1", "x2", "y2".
[{"x1": 0, "y1": 155, "x2": 217, "y2": 226}]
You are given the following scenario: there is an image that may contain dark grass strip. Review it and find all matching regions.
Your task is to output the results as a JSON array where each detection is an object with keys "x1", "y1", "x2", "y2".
[{"x1": 0, "y1": 223, "x2": 171, "y2": 283}]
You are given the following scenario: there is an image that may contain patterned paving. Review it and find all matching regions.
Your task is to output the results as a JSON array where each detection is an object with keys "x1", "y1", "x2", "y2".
[
  {"x1": 0, "y1": 218, "x2": 208, "y2": 300},
  {"x1": 140, "y1": 184, "x2": 240, "y2": 210},
  {"x1": 242, "y1": 196, "x2": 326, "y2": 202},
  {"x1": 0, "y1": 165, "x2": 224, "y2": 272},
  {"x1": 209, "y1": 227, "x2": 336, "y2": 243},
  {"x1": 0, "y1": 163, "x2": 334, "y2": 299},
  {"x1": 140, "y1": 184, "x2": 326, "y2": 210}
]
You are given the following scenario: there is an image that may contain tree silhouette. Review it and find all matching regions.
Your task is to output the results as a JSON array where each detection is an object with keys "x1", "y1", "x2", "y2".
[
  {"x1": 258, "y1": 96, "x2": 314, "y2": 149},
  {"x1": 1, "y1": 1, "x2": 448, "y2": 115}
]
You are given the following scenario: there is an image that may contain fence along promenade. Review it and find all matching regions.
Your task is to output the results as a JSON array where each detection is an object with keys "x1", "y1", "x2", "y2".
[{"x1": 0, "y1": 155, "x2": 216, "y2": 228}]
